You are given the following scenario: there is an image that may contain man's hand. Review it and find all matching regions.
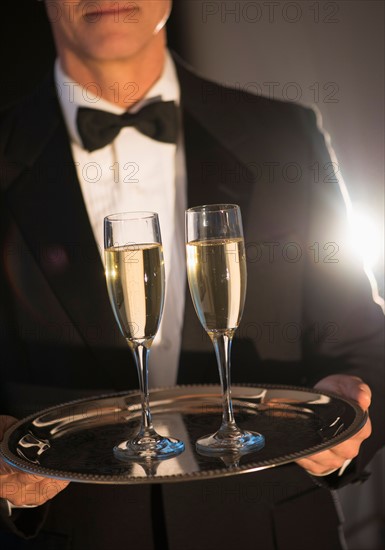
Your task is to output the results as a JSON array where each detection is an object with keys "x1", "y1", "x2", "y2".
[
  {"x1": 296, "y1": 375, "x2": 372, "y2": 476},
  {"x1": 0, "y1": 415, "x2": 69, "y2": 507}
]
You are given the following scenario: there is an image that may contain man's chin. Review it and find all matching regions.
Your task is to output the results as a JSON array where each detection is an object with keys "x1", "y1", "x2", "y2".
[{"x1": 78, "y1": 36, "x2": 146, "y2": 63}]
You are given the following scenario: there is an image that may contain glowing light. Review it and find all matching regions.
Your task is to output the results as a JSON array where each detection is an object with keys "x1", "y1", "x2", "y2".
[{"x1": 348, "y1": 204, "x2": 383, "y2": 270}]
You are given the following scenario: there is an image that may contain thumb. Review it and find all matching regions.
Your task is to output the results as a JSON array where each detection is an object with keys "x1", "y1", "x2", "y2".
[{"x1": 315, "y1": 374, "x2": 371, "y2": 411}]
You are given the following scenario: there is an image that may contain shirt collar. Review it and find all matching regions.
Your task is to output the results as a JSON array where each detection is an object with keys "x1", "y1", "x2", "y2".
[{"x1": 55, "y1": 50, "x2": 180, "y2": 149}]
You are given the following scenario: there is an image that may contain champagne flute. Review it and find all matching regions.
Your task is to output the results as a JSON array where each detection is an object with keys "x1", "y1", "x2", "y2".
[
  {"x1": 185, "y1": 204, "x2": 264, "y2": 455},
  {"x1": 104, "y1": 212, "x2": 184, "y2": 460}
]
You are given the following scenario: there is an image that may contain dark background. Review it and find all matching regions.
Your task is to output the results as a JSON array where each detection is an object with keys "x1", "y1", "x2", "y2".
[
  {"x1": 175, "y1": 0, "x2": 384, "y2": 300},
  {"x1": 1, "y1": 1, "x2": 384, "y2": 549},
  {"x1": 1, "y1": 1, "x2": 383, "y2": 297}
]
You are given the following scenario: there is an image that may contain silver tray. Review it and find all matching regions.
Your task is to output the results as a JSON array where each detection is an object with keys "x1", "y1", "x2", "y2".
[{"x1": 0, "y1": 384, "x2": 366, "y2": 484}]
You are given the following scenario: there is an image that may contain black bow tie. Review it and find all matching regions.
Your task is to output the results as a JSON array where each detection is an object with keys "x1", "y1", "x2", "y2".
[{"x1": 76, "y1": 100, "x2": 178, "y2": 152}]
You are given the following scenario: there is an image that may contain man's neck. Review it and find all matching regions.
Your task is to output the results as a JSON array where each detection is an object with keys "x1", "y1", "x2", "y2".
[{"x1": 58, "y1": 32, "x2": 166, "y2": 109}]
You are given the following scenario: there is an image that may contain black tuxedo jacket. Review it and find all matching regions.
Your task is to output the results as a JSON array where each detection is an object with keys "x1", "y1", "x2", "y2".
[{"x1": 0, "y1": 56, "x2": 383, "y2": 550}]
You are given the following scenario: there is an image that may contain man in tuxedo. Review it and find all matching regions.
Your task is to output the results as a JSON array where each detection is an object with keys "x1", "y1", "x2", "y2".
[{"x1": 0, "y1": 1, "x2": 383, "y2": 548}]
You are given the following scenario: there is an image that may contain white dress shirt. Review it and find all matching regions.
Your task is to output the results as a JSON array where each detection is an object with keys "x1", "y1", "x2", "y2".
[{"x1": 55, "y1": 52, "x2": 186, "y2": 388}]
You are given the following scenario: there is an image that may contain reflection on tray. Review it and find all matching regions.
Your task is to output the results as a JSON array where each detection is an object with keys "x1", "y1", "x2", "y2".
[
  {"x1": 17, "y1": 433, "x2": 51, "y2": 464},
  {"x1": 1, "y1": 384, "x2": 365, "y2": 484},
  {"x1": 317, "y1": 416, "x2": 345, "y2": 440}
]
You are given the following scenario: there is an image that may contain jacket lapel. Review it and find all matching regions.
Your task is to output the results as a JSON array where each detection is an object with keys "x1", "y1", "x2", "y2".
[
  {"x1": 3, "y1": 62, "x2": 304, "y2": 372},
  {"x1": 3, "y1": 75, "x2": 128, "y2": 360},
  {"x1": 179, "y1": 106, "x2": 255, "y2": 355},
  {"x1": 176, "y1": 58, "x2": 303, "y2": 362}
]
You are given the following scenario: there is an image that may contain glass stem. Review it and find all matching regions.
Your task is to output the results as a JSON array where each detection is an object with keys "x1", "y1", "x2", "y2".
[
  {"x1": 212, "y1": 332, "x2": 237, "y2": 431},
  {"x1": 132, "y1": 343, "x2": 155, "y2": 436}
]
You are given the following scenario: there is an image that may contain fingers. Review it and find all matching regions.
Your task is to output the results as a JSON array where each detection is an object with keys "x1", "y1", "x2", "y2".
[
  {"x1": 17, "y1": 472, "x2": 48, "y2": 484},
  {"x1": 354, "y1": 382, "x2": 372, "y2": 411},
  {"x1": 36, "y1": 478, "x2": 70, "y2": 505},
  {"x1": 0, "y1": 415, "x2": 70, "y2": 506},
  {"x1": 314, "y1": 375, "x2": 372, "y2": 411},
  {"x1": 338, "y1": 376, "x2": 372, "y2": 411},
  {"x1": 1, "y1": 457, "x2": 70, "y2": 505},
  {"x1": 302, "y1": 375, "x2": 373, "y2": 476},
  {"x1": 1, "y1": 476, "x2": 70, "y2": 506},
  {"x1": 354, "y1": 416, "x2": 372, "y2": 443},
  {"x1": 0, "y1": 459, "x2": 16, "y2": 476},
  {"x1": 297, "y1": 417, "x2": 372, "y2": 475},
  {"x1": 297, "y1": 445, "x2": 356, "y2": 475},
  {"x1": 297, "y1": 453, "x2": 345, "y2": 475},
  {"x1": 0, "y1": 459, "x2": 47, "y2": 481}
]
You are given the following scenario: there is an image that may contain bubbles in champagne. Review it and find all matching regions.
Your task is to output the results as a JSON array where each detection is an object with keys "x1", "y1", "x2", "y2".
[
  {"x1": 186, "y1": 238, "x2": 246, "y2": 335},
  {"x1": 105, "y1": 243, "x2": 165, "y2": 342}
]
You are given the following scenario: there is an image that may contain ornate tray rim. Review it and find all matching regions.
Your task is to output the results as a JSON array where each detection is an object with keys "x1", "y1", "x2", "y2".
[{"x1": 0, "y1": 384, "x2": 367, "y2": 484}]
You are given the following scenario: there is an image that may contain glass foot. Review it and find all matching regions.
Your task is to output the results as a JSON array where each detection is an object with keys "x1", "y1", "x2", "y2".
[
  {"x1": 196, "y1": 426, "x2": 264, "y2": 456},
  {"x1": 114, "y1": 433, "x2": 185, "y2": 461}
]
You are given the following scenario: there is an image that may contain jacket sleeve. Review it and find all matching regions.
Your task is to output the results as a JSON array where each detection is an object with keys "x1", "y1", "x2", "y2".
[
  {"x1": 0, "y1": 499, "x2": 50, "y2": 540},
  {"x1": 300, "y1": 107, "x2": 384, "y2": 487}
]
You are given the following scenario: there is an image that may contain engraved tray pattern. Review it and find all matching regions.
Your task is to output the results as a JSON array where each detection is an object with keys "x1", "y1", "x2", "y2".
[{"x1": 0, "y1": 385, "x2": 366, "y2": 484}]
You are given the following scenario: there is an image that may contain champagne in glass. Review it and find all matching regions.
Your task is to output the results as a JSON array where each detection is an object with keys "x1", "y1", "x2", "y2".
[
  {"x1": 104, "y1": 212, "x2": 184, "y2": 460},
  {"x1": 186, "y1": 204, "x2": 264, "y2": 455}
]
